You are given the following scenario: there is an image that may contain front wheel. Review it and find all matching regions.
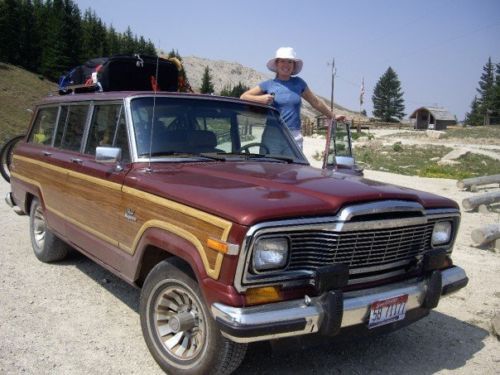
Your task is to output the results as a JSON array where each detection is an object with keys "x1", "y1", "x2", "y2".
[{"x1": 140, "y1": 259, "x2": 247, "y2": 375}]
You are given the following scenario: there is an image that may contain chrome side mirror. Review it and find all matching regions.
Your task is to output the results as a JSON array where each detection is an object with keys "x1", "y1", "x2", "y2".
[
  {"x1": 96, "y1": 147, "x2": 123, "y2": 171},
  {"x1": 96, "y1": 146, "x2": 122, "y2": 163}
]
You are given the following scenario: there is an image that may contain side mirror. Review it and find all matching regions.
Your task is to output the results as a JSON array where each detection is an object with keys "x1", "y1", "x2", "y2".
[
  {"x1": 322, "y1": 120, "x2": 363, "y2": 175},
  {"x1": 96, "y1": 146, "x2": 122, "y2": 164}
]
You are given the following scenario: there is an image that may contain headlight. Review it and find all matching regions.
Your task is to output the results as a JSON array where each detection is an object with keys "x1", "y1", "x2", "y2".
[
  {"x1": 252, "y1": 237, "x2": 289, "y2": 271},
  {"x1": 432, "y1": 221, "x2": 452, "y2": 246}
]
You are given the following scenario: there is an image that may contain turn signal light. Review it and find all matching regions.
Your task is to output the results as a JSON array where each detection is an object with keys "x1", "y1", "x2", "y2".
[{"x1": 245, "y1": 286, "x2": 282, "y2": 305}]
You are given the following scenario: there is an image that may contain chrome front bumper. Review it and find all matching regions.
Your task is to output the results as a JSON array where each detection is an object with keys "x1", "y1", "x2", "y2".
[{"x1": 212, "y1": 266, "x2": 468, "y2": 343}]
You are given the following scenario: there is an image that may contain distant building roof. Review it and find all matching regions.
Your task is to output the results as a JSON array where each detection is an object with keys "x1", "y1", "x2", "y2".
[{"x1": 409, "y1": 107, "x2": 456, "y2": 121}]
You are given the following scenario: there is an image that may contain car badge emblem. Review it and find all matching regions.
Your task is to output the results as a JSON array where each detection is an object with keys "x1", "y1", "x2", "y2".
[{"x1": 124, "y1": 208, "x2": 137, "y2": 222}]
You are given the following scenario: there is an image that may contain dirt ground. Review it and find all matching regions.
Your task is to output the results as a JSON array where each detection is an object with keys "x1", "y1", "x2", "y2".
[{"x1": 1, "y1": 132, "x2": 499, "y2": 374}]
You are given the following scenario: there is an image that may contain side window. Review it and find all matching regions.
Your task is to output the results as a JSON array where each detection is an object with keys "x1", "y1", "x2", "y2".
[
  {"x1": 84, "y1": 104, "x2": 130, "y2": 161},
  {"x1": 54, "y1": 105, "x2": 89, "y2": 152},
  {"x1": 85, "y1": 104, "x2": 120, "y2": 154},
  {"x1": 28, "y1": 107, "x2": 58, "y2": 145}
]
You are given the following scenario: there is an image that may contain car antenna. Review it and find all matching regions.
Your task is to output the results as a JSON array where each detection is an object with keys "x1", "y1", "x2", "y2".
[{"x1": 147, "y1": 50, "x2": 161, "y2": 173}]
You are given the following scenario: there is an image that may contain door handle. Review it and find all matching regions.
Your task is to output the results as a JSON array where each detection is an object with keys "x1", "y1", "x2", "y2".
[
  {"x1": 43, "y1": 151, "x2": 52, "y2": 156},
  {"x1": 71, "y1": 158, "x2": 83, "y2": 164}
]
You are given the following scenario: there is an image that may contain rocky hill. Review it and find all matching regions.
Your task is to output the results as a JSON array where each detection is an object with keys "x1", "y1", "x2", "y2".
[{"x1": 180, "y1": 56, "x2": 364, "y2": 121}]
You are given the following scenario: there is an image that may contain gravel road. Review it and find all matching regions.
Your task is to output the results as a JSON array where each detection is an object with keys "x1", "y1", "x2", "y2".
[{"x1": 1, "y1": 170, "x2": 499, "y2": 374}]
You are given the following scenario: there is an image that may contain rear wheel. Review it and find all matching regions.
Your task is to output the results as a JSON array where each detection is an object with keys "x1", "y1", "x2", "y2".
[
  {"x1": 140, "y1": 259, "x2": 247, "y2": 375},
  {"x1": 29, "y1": 198, "x2": 69, "y2": 262},
  {"x1": 0, "y1": 135, "x2": 24, "y2": 183}
]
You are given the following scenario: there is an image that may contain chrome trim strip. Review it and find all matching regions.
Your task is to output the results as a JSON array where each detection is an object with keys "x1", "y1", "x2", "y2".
[
  {"x1": 338, "y1": 200, "x2": 424, "y2": 221},
  {"x1": 213, "y1": 267, "x2": 467, "y2": 343}
]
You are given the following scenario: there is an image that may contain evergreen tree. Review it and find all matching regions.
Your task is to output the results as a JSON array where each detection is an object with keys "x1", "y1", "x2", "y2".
[
  {"x1": 491, "y1": 62, "x2": 500, "y2": 121},
  {"x1": 464, "y1": 96, "x2": 482, "y2": 126},
  {"x1": 200, "y1": 66, "x2": 214, "y2": 94},
  {"x1": 19, "y1": 0, "x2": 41, "y2": 72},
  {"x1": 106, "y1": 25, "x2": 120, "y2": 55},
  {"x1": 0, "y1": 0, "x2": 23, "y2": 65},
  {"x1": 220, "y1": 82, "x2": 249, "y2": 97},
  {"x1": 220, "y1": 84, "x2": 232, "y2": 97},
  {"x1": 81, "y1": 9, "x2": 107, "y2": 59},
  {"x1": 0, "y1": 0, "x2": 157, "y2": 81},
  {"x1": 476, "y1": 57, "x2": 496, "y2": 123},
  {"x1": 372, "y1": 67, "x2": 405, "y2": 122},
  {"x1": 121, "y1": 26, "x2": 135, "y2": 54}
]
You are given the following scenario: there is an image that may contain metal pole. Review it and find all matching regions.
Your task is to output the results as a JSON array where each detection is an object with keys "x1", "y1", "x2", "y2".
[{"x1": 330, "y1": 58, "x2": 336, "y2": 112}]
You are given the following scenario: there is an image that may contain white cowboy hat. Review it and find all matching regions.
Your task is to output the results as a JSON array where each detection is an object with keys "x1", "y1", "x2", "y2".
[{"x1": 266, "y1": 47, "x2": 303, "y2": 76}]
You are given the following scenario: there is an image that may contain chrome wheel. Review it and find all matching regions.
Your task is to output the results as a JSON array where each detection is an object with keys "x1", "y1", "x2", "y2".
[
  {"x1": 32, "y1": 205, "x2": 46, "y2": 250},
  {"x1": 153, "y1": 283, "x2": 207, "y2": 361}
]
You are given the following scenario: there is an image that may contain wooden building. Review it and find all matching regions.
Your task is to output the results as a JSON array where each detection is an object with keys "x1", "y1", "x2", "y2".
[{"x1": 410, "y1": 106, "x2": 456, "y2": 130}]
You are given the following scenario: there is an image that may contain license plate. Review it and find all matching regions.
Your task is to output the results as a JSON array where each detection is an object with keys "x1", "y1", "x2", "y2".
[{"x1": 368, "y1": 294, "x2": 408, "y2": 329}]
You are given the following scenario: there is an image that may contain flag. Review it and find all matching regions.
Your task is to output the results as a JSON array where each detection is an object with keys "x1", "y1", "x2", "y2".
[{"x1": 360, "y1": 77, "x2": 365, "y2": 106}]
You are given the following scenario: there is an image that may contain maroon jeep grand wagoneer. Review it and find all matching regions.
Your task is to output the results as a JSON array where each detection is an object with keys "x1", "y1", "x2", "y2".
[{"x1": 6, "y1": 91, "x2": 468, "y2": 374}]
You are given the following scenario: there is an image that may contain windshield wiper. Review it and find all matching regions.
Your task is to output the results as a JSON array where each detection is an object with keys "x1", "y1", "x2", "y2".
[
  {"x1": 241, "y1": 153, "x2": 296, "y2": 163},
  {"x1": 140, "y1": 151, "x2": 220, "y2": 160}
]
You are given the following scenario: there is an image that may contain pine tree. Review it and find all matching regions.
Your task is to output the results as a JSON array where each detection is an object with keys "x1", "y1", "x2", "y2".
[
  {"x1": 464, "y1": 96, "x2": 482, "y2": 126},
  {"x1": 220, "y1": 82, "x2": 249, "y2": 97},
  {"x1": 372, "y1": 67, "x2": 405, "y2": 122},
  {"x1": 230, "y1": 82, "x2": 249, "y2": 97},
  {"x1": 200, "y1": 66, "x2": 214, "y2": 94},
  {"x1": 0, "y1": 0, "x2": 23, "y2": 65},
  {"x1": 491, "y1": 62, "x2": 500, "y2": 121},
  {"x1": 476, "y1": 57, "x2": 496, "y2": 124}
]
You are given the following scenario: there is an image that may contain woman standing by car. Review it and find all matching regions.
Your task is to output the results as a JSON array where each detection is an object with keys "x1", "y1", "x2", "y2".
[{"x1": 240, "y1": 46, "x2": 345, "y2": 149}]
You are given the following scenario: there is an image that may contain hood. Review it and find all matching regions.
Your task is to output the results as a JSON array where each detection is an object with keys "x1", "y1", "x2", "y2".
[{"x1": 125, "y1": 162, "x2": 458, "y2": 226}]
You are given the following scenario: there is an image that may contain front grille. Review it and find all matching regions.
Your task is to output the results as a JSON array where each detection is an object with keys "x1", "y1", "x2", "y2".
[
  {"x1": 236, "y1": 203, "x2": 460, "y2": 293},
  {"x1": 287, "y1": 219, "x2": 438, "y2": 280}
]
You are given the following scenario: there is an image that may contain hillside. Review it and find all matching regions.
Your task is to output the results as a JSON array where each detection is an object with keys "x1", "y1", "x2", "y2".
[
  {"x1": 0, "y1": 63, "x2": 57, "y2": 143},
  {"x1": 0, "y1": 56, "x2": 364, "y2": 143}
]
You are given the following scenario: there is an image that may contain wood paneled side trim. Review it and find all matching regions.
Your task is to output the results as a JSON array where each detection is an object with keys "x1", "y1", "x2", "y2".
[
  {"x1": 13, "y1": 155, "x2": 234, "y2": 280},
  {"x1": 122, "y1": 186, "x2": 232, "y2": 240},
  {"x1": 15, "y1": 155, "x2": 122, "y2": 191},
  {"x1": 11, "y1": 171, "x2": 120, "y2": 247},
  {"x1": 128, "y1": 220, "x2": 224, "y2": 279}
]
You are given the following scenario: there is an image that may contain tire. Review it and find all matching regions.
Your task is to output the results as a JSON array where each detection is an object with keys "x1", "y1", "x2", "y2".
[
  {"x1": 0, "y1": 135, "x2": 24, "y2": 183},
  {"x1": 140, "y1": 259, "x2": 247, "y2": 375},
  {"x1": 29, "y1": 198, "x2": 69, "y2": 262}
]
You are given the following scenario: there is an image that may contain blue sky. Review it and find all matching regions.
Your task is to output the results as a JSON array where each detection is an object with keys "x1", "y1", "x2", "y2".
[{"x1": 74, "y1": 0, "x2": 500, "y2": 120}]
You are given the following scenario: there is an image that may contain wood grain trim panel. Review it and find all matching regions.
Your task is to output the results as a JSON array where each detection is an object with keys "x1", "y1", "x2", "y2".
[
  {"x1": 12, "y1": 155, "x2": 233, "y2": 280},
  {"x1": 129, "y1": 220, "x2": 224, "y2": 279}
]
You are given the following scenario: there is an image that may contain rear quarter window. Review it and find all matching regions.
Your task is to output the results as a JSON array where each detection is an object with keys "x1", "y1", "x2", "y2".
[{"x1": 28, "y1": 107, "x2": 59, "y2": 145}]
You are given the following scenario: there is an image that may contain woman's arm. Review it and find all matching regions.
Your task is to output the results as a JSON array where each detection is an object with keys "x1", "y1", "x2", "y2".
[
  {"x1": 240, "y1": 86, "x2": 275, "y2": 105},
  {"x1": 302, "y1": 87, "x2": 346, "y2": 120}
]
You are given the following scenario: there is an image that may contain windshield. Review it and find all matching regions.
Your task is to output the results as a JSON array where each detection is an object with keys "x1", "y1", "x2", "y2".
[{"x1": 130, "y1": 97, "x2": 306, "y2": 163}]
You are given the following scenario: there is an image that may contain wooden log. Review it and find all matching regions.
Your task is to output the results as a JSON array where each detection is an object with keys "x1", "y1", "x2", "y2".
[
  {"x1": 457, "y1": 174, "x2": 500, "y2": 190},
  {"x1": 471, "y1": 224, "x2": 500, "y2": 247},
  {"x1": 462, "y1": 191, "x2": 500, "y2": 211}
]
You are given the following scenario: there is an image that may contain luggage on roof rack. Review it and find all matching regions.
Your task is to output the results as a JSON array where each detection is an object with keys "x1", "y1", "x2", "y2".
[{"x1": 58, "y1": 54, "x2": 182, "y2": 95}]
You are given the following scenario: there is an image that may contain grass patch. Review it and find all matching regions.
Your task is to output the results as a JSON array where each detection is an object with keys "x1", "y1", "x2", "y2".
[
  {"x1": 445, "y1": 125, "x2": 500, "y2": 139},
  {"x1": 355, "y1": 144, "x2": 500, "y2": 179}
]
